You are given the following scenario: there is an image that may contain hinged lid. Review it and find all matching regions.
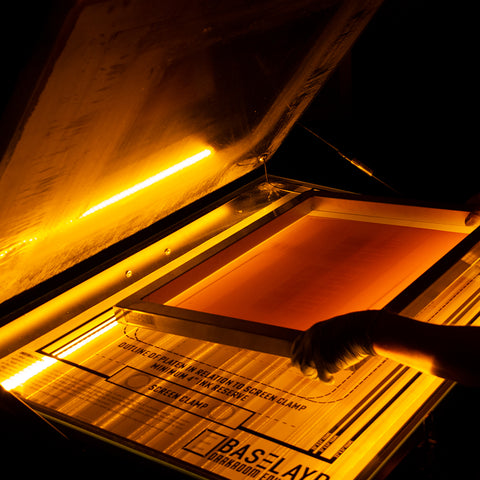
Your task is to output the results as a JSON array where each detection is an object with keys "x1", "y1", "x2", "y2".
[{"x1": 0, "y1": 0, "x2": 382, "y2": 307}]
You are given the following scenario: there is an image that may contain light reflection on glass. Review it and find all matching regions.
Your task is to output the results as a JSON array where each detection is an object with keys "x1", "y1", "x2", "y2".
[
  {"x1": 1, "y1": 318, "x2": 118, "y2": 391},
  {"x1": 0, "y1": 148, "x2": 213, "y2": 261}
]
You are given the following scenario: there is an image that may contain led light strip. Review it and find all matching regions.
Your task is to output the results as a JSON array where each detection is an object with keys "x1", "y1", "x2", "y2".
[
  {"x1": 0, "y1": 148, "x2": 213, "y2": 260},
  {"x1": 1, "y1": 318, "x2": 118, "y2": 391},
  {"x1": 79, "y1": 148, "x2": 213, "y2": 218}
]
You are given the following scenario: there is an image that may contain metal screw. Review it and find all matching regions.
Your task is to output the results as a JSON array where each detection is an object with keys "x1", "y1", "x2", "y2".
[
  {"x1": 164, "y1": 248, "x2": 172, "y2": 256},
  {"x1": 125, "y1": 270, "x2": 133, "y2": 278}
]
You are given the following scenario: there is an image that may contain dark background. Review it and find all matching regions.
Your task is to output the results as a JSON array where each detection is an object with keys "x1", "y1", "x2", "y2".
[
  {"x1": 1, "y1": 1, "x2": 478, "y2": 205},
  {"x1": 0, "y1": 0, "x2": 479, "y2": 478},
  {"x1": 272, "y1": 0, "x2": 479, "y2": 207}
]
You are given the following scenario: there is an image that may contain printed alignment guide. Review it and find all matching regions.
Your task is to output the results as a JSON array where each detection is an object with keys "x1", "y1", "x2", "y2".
[
  {"x1": 0, "y1": 213, "x2": 476, "y2": 479},
  {"x1": 0, "y1": 310, "x2": 460, "y2": 479}
]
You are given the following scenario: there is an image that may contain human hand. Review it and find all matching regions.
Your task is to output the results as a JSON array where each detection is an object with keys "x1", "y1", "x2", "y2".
[
  {"x1": 291, "y1": 311, "x2": 379, "y2": 383},
  {"x1": 465, "y1": 193, "x2": 480, "y2": 226}
]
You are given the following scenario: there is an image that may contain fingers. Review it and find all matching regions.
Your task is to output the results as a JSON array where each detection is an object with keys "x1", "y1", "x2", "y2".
[
  {"x1": 465, "y1": 210, "x2": 480, "y2": 227},
  {"x1": 465, "y1": 193, "x2": 480, "y2": 226},
  {"x1": 291, "y1": 328, "x2": 336, "y2": 384},
  {"x1": 291, "y1": 331, "x2": 314, "y2": 374},
  {"x1": 317, "y1": 371, "x2": 335, "y2": 384},
  {"x1": 290, "y1": 312, "x2": 377, "y2": 383},
  {"x1": 314, "y1": 357, "x2": 335, "y2": 384}
]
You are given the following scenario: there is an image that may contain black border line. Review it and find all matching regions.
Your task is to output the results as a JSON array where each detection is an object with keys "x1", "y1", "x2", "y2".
[
  {"x1": 39, "y1": 309, "x2": 114, "y2": 353},
  {"x1": 238, "y1": 424, "x2": 335, "y2": 464},
  {"x1": 107, "y1": 365, "x2": 255, "y2": 429},
  {"x1": 110, "y1": 377, "x2": 247, "y2": 429},
  {"x1": 311, "y1": 364, "x2": 405, "y2": 455}
]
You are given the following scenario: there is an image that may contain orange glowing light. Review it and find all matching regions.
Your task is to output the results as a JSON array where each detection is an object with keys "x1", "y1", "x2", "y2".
[
  {"x1": 79, "y1": 148, "x2": 213, "y2": 218},
  {"x1": 147, "y1": 215, "x2": 466, "y2": 329},
  {"x1": 1, "y1": 318, "x2": 118, "y2": 391},
  {"x1": 0, "y1": 356, "x2": 57, "y2": 392},
  {"x1": 0, "y1": 149, "x2": 213, "y2": 261},
  {"x1": 0, "y1": 237, "x2": 39, "y2": 259}
]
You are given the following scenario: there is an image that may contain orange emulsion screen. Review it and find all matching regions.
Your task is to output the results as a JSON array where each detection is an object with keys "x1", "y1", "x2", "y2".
[{"x1": 144, "y1": 215, "x2": 466, "y2": 331}]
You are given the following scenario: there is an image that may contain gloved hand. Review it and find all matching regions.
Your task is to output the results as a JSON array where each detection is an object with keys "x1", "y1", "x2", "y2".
[{"x1": 291, "y1": 310, "x2": 379, "y2": 383}]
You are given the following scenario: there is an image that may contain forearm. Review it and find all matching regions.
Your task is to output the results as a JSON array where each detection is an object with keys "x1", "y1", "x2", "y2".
[{"x1": 372, "y1": 312, "x2": 480, "y2": 386}]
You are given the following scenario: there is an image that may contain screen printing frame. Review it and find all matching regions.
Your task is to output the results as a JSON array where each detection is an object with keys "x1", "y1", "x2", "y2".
[
  {"x1": 1, "y1": 176, "x2": 479, "y2": 480},
  {"x1": 116, "y1": 180, "x2": 475, "y2": 357}
]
